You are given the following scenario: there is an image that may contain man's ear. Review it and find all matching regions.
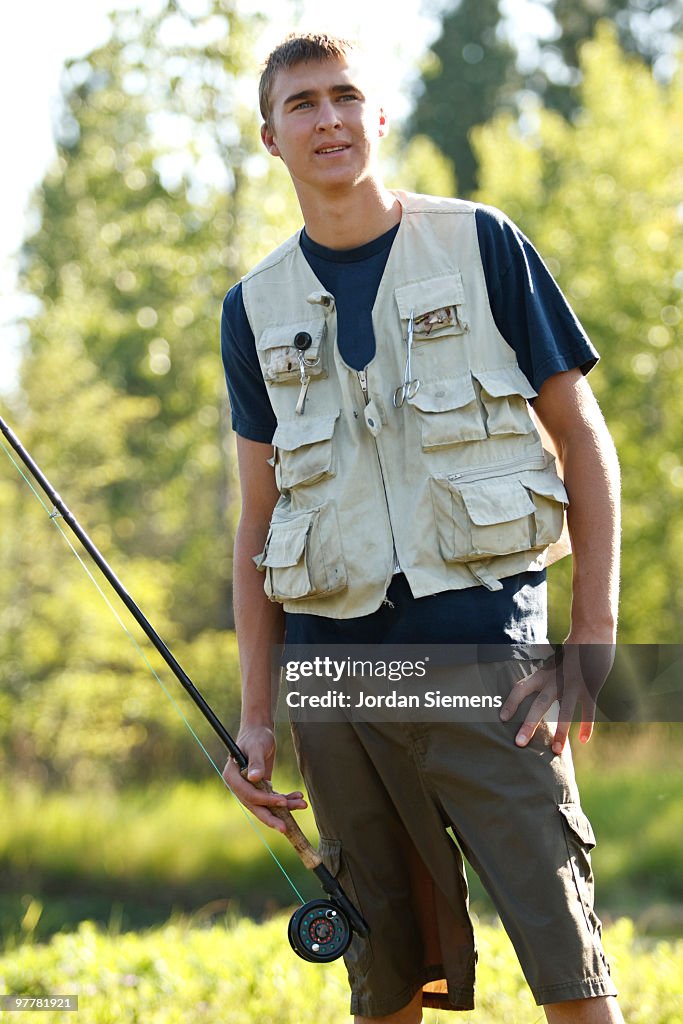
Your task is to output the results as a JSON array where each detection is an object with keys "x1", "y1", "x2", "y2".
[
  {"x1": 378, "y1": 107, "x2": 389, "y2": 139},
  {"x1": 261, "y1": 122, "x2": 281, "y2": 157}
]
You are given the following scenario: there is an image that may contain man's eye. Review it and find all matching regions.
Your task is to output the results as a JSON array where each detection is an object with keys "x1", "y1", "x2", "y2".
[{"x1": 293, "y1": 101, "x2": 313, "y2": 110}]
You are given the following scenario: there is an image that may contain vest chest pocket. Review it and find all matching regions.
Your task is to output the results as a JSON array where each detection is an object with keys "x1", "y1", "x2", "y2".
[
  {"x1": 255, "y1": 502, "x2": 348, "y2": 602},
  {"x1": 257, "y1": 318, "x2": 327, "y2": 385},
  {"x1": 395, "y1": 272, "x2": 468, "y2": 343},
  {"x1": 271, "y1": 413, "x2": 339, "y2": 490},
  {"x1": 407, "y1": 376, "x2": 487, "y2": 449},
  {"x1": 431, "y1": 466, "x2": 568, "y2": 563},
  {"x1": 473, "y1": 367, "x2": 538, "y2": 437}
]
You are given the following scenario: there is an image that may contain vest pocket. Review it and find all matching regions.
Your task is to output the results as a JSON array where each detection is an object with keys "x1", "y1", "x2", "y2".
[
  {"x1": 473, "y1": 366, "x2": 537, "y2": 437},
  {"x1": 408, "y1": 376, "x2": 487, "y2": 449},
  {"x1": 395, "y1": 272, "x2": 468, "y2": 340},
  {"x1": 256, "y1": 502, "x2": 348, "y2": 601},
  {"x1": 257, "y1": 318, "x2": 327, "y2": 384},
  {"x1": 271, "y1": 413, "x2": 339, "y2": 489},
  {"x1": 520, "y1": 470, "x2": 568, "y2": 547},
  {"x1": 431, "y1": 466, "x2": 568, "y2": 562}
]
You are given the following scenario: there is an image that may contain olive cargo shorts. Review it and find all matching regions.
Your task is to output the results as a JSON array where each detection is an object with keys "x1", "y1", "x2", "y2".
[{"x1": 289, "y1": 661, "x2": 617, "y2": 1017}]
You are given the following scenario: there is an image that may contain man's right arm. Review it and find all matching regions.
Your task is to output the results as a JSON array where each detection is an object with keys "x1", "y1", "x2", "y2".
[{"x1": 221, "y1": 435, "x2": 307, "y2": 831}]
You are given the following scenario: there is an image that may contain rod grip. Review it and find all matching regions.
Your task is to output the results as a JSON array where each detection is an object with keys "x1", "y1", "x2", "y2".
[{"x1": 245, "y1": 774, "x2": 322, "y2": 871}]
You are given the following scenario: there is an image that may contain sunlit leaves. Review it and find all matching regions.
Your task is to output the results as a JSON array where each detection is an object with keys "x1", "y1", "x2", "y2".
[
  {"x1": 0, "y1": 3, "x2": 267, "y2": 788},
  {"x1": 474, "y1": 23, "x2": 683, "y2": 640}
]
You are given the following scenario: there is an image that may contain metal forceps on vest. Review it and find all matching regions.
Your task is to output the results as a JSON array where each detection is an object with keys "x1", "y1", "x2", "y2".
[{"x1": 393, "y1": 308, "x2": 421, "y2": 408}]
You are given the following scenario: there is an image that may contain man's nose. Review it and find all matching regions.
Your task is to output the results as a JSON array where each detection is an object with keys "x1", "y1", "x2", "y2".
[{"x1": 316, "y1": 100, "x2": 342, "y2": 130}]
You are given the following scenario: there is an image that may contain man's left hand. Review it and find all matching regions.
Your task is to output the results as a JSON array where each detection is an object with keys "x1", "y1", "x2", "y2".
[{"x1": 499, "y1": 641, "x2": 616, "y2": 754}]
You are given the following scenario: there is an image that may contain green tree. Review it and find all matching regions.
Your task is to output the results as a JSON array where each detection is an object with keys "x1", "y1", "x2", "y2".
[
  {"x1": 16, "y1": 2, "x2": 265, "y2": 636},
  {"x1": 380, "y1": 132, "x2": 457, "y2": 197},
  {"x1": 410, "y1": 0, "x2": 681, "y2": 193},
  {"x1": 0, "y1": 1, "x2": 293, "y2": 787},
  {"x1": 473, "y1": 23, "x2": 683, "y2": 642},
  {"x1": 409, "y1": 0, "x2": 518, "y2": 194},
  {"x1": 540, "y1": 0, "x2": 683, "y2": 114}
]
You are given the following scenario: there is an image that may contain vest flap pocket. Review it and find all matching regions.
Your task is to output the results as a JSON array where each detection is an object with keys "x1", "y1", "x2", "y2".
[
  {"x1": 408, "y1": 377, "x2": 486, "y2": 449},
  {"x1": 474, "y1": 366, "x2": 537, "y2": 401},
  {"x1": 519, "y1": 468, "x2": 568, "y2": 547},
  {"x1": 272, "y1": 413, "x2": 339, "y2": 489},
  {"x1": 409, "y1": 375, "x2": 476, "y2": 413},
  {"x1": 257, "y1": 318, "x2": 326, "y2": 384},
  {"x1": 395, "y1": 273, "x2": 467, "y2": 339},
  {"x1": 519, "y1": 467, "x2": 569, "y2": 505},
  {"x1": 460, "y1": 478, "x2": 536, "y2": 526},
  {"x1": 272, "y1": 413, "x2": 338, "y2": 452},
  {"x1": 262, "y1": 520, "x2": 309, "y2": 568},
  {"x1": 431, "y1": 474, "x2": 537, "y2": 562},
  {"x1": 395, "y1": 273, "x2": 465, "y2": 319},
  {"x1": 260, "y1": 503, "x2": 348, "y2": 602},
  {"x1": 473, "y1": 366, "x2": 537, "y2": 437}
]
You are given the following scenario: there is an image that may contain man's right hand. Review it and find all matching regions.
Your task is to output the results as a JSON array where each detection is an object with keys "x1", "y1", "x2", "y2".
[{"x1": 221, "y1": 724, "x2": 308, "y2": 833}]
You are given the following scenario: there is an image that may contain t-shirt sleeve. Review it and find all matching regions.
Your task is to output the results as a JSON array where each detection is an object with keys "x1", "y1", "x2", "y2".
[
  {"x1": 220, "y1": 282, "x2": 277, "y2": 443},
  {"x1": 474, "y1": 205, "x2": 599, "y2": 395}
]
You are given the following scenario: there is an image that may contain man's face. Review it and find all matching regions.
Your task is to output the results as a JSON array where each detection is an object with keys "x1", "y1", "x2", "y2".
[{"x1": 261, "y1": 56, "x2": 385, "y2": 196}]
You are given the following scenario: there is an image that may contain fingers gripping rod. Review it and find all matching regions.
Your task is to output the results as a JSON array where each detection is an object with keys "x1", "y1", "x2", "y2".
[{"x1": 0, "y1": 416, "x2": 369, "y2": 943}]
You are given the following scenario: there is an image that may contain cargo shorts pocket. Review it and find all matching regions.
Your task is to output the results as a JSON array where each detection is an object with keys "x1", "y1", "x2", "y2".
[
  {"x1": 558, "y1": 803, "x2": 597, "y2": 933},
  {"x1": 431, "y1": 468, "x2": 568, "y2": 562},
  {"x1": 318, "y1": 837, "x2": 373, "y2": 975},
  {"x1": 256, "y1": 503, "x2": 347, "y2": 602},
  {"x1": 271, "y1": 412, "x2": 339, "y2": 490},
  {"x1": 473, "y1": 367, "x2": 537, "y2": 437},
  {"x1": 256, "y1": 318, "x2": 327, "y2": 384},
  {"x1": 407, "y1": 376, "x2": 487, "y2": 449}
]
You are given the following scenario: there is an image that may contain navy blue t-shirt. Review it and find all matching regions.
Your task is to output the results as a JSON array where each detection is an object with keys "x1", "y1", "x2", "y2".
[{"x1": 221, "y1": 204, "x2": 598, "y2": 643}]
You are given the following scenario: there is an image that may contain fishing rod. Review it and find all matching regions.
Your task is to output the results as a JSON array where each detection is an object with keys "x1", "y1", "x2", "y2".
[{"x1": 0, "y1": 415, "x2": 369, "y2": 963}]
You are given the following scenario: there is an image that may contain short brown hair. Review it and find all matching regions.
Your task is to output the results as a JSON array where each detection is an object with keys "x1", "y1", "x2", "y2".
[{"x1": 259, "y1": 33, "x2": 358, "y2": 126}]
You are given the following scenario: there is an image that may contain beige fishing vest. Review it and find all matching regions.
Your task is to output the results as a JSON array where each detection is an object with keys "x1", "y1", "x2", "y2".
[{"x1": 242, "y1": 191, "x2": 570, "y2": 618}]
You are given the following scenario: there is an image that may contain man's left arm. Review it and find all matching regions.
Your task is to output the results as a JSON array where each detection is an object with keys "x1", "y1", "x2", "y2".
[{"x1": 500, "y1": 367, "x2": 621, "y2": 753}]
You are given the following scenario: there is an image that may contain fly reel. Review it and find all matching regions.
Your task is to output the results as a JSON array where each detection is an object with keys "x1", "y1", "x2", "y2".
[{"x1": 288, "y1": 899, "x2": 352, "y2": 963}]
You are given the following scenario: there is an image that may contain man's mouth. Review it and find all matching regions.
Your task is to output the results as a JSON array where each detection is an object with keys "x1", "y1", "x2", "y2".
[{"x1": 316, "y1": 145, "x2": 349, "y2": 155}]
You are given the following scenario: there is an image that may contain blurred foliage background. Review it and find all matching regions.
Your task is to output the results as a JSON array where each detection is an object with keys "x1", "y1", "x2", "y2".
[{"x1": 0, "y1": 0, "x2": 682, "y2": 988}]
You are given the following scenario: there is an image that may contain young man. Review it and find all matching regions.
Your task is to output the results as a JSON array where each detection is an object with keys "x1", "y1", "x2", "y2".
[{"x1": 221, "y1": 33, "x2": 623, "y2": 1024}]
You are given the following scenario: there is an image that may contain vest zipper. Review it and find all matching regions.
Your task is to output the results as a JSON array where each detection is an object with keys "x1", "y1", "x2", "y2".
[
  {"x1": 357, "y1": 369, "x2": 400, "y2": 575},
  {"x1": 446, "y1": 452, "x2": 548, "y2": 485}
]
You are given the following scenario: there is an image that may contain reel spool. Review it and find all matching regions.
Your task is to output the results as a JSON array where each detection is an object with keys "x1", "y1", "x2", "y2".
[{"x1": 288, "y1": 899, "x2": 352, "y2": 963}]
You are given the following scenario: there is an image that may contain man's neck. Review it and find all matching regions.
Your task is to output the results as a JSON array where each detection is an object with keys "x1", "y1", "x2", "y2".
[{"x1": 297, "y1": 178, "x2": 401, "y2": 250}]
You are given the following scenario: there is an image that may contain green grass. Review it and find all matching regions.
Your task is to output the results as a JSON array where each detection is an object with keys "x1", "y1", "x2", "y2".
[
  {"x1": 1, "y1": 726, "x2": 682, "y2": 943},
  {"x1": 574, "y1": 724, "x2": 683, "y2": 922},
  {"x1": 0, "y1": 916, "x2": 681, "y2": 1023},
  {"x1": 0, "y1": 779, "x2": 316, "y2": 941}
]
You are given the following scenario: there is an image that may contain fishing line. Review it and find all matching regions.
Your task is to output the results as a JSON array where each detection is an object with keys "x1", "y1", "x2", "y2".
[
  {"x1": 0, "y1": 435, "x2": 305, "y2": 906},
  {"x1": 1, "y1": 416, "x2": 370, "y2": 959}
]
